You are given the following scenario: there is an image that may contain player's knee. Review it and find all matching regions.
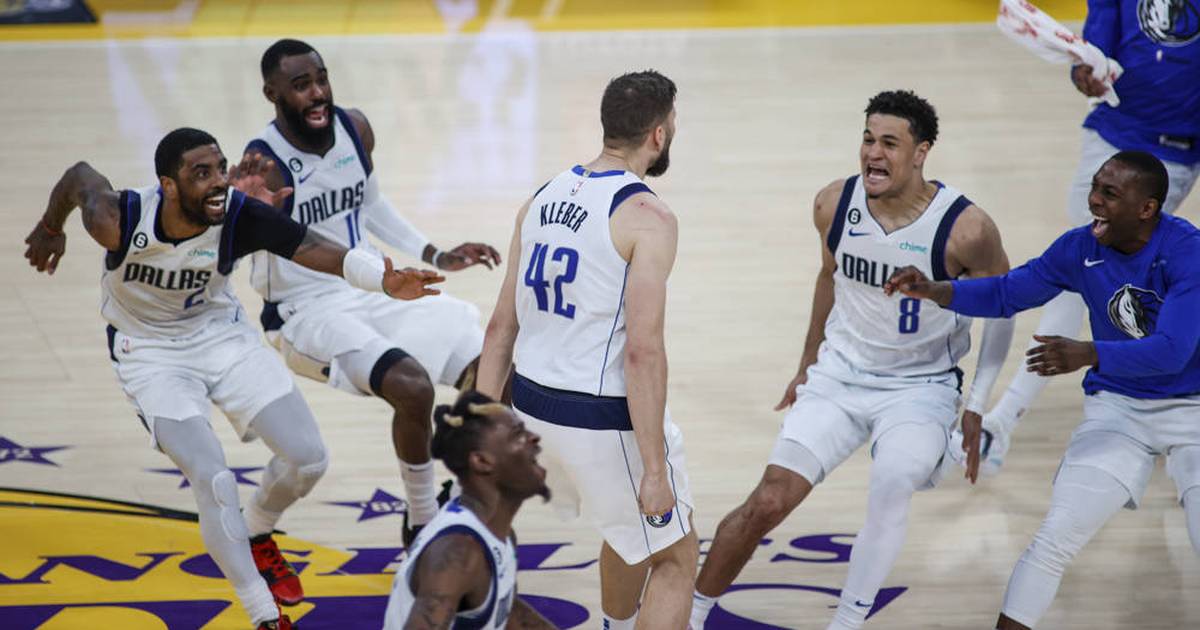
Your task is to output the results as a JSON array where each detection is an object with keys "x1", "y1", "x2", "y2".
[
  {"x1": 744, "y1": 484, "x2": 795, "y2": 531},
  {"x1": 211, "y1": 469, "x2": 250, "y2": 543},
  {"x1": 376, "y1": 355, "x2": 434, "y2": 411},
  {"x1": 1025, "y1": 505, "x2": 1089, "y2": 575},
  {"x1": 294, "y1": 451, "x2": 329, "y2": 498}
]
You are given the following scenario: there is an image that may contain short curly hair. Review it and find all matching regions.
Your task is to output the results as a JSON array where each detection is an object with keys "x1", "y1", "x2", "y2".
[{"x1": 865, "y1": 90, "x2": 939, "y2": 146}]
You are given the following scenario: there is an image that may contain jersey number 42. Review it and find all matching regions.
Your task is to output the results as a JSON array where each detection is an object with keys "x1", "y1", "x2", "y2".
[{"x1": 524, "y1": 242, "x2": 579, "y2": 319}]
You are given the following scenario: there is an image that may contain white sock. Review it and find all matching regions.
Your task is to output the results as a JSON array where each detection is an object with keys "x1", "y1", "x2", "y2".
[
  {"x1": 602, "y1": 612, "x2": 636, "y2": 629},
  {"x1": 986, "y1": 292, "x2": 1086, "y2": 435},
  {"x1": 400, "y1": 459, "x2": 438, "y2": 526},
  {"x1": 235, "y1": 580, "x2": 280, "y2": 625},
  {"x1": 826, "y1": 594, "x2": 870, "y2": 630},
  {"x1": 689, "y1": 591, "x2": 717, "y2": 629},
  {"x1": 242, "y1": 500, "x2": 281, "y2": 538}
]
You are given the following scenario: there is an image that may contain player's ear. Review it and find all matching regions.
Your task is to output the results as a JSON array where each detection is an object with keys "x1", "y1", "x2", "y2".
[
  {"x1": 912, "y1": 140, "x2": 931, "y2": 168},
  {"x1": 263, "y1": 82, "x2": 277, "y2": 104},
  {"x1": 1139, "y1": 197, "x2": 1160, "y2": 220},
  {"x1": 468, "y1": 450, "x2": 496, "y2": 475},
  {"x1": 159, "y1": 175, "x2": 178, "y2": 200}
]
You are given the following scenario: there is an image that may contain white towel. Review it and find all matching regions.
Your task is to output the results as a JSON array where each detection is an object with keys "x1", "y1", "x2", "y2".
[{"x1": 996, "y1": 0, "x2": 1124, "y2": 107}]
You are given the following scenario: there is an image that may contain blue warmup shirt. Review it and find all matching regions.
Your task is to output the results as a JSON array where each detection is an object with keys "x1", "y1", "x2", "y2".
[
  {"x1": 948, "y1": 214, "x2": 1200, "y2": 399},
  {"x1": 1081, "y1": 0, "x2": 1200, "y2": 165}
]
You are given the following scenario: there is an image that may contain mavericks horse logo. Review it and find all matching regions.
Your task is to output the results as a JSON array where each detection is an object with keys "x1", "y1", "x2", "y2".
[
  {"x1": 1138, "y1": 0, "x2": 1200, "y2": 45},
  {"x1": 1107, "y1": 284, "x2": 1163, "y2": 339}
]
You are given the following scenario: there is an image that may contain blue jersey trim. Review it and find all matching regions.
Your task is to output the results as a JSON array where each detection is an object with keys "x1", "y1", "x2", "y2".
[
  {"x1": 244, "y1": 138, "x2": 295, "y2": 216},
  {"x1": 411, "y1": 524, "x2": 497, "y2": 630},
  {"x1": 334, "y1": 107, "x2": 373, "y2": 177},
  {"x1": 105, "y1": 325, "x2": 118, "y2": 362},
  {"x1": 618, "y1": 431, "x2": 653, "y2": 556},
  {"x1": 609, "y1": 182, "x2": 654, "y2": 217},
  {"x1": 931, "y1": 194, "x2": 972, "y2": 282},
  {"x1": 217, "y1": 190, "x2": 248, "y2": 276},
  {"x1": 105, "y1": 190, "x2": 142, "y2": 271},
  {"x1": 512, "y1": 373, "x2": 633, "y2": 431},
  {"x1": 532, "y1": 179, "x2": 551, "y2": 199},
  {"x1": 826, "y1": 176, "x2": 857, "y2": 255},
  {"x1": 571, "y1": 165, "x2": 626, "y2": 178}
]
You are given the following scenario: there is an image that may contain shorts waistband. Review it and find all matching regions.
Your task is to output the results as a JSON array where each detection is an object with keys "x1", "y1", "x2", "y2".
[{"x1": 511, "y1": 373, "x2": 632, "y2": 431}]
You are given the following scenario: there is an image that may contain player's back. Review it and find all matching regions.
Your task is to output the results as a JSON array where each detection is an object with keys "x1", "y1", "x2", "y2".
[
  {"x1": 246, "y1": 107, "x2": 374, "y2": 306},
  {"x1": 382, "y1": 497, "x2": 517, "y2": 630},
  {"x1": 513, "y1": 166, "x2": 653, "y2": 397},
  {"x1": 822, "y1": 174, "x2": 974, "y2": 380}
]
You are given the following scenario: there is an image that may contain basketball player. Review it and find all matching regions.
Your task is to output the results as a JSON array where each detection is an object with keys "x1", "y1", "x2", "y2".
[
  {"x1": 241, "y1": 39, "x2": 501, "y2": 544},
  {"x1": 476, "y1": 70, "x2": 699, "y2": 629},
  {"x1": 383, "y1": 391, "x2": 556, "y2": 629},
  {"x1": 22, "y1": 128, "x2": 441, "y2": 630},
  {"x1": 974, "y1": 0, "x2": 1200, "y2": 476},
  {"x1": 886, "y1": 151, "x2": 1200, "y2": 630},
  {"x1": 689, "y1": 90, "x2": 1016, "y2": 630}
]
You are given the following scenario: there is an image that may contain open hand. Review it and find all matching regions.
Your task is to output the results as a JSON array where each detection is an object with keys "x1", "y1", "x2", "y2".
[
  {"x1": 1026, "y1": 334, "x2": 1097, "y2": 376},
  {"x1": 230, "y1": 153, "x2": 293, "y2": 208},
  {"x1": 775, "y1": 371, "x2": 808, "y2": 411},
  {"x1": 382, "y1": 256, "x2": 444, "y2": 300},
  {"x1": 24, "y1": 221, "x2": 66, "y2": 275},
  {"x1": 960, "y1": 410, "x2": 983, "y2": 484},
  {"x1": 437, "y1": 242, "x2": 502, "y2": 271}
]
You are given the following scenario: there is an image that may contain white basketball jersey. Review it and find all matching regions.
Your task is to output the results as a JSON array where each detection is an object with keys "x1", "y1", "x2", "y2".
[
  {"x1": 383, "y1": 497, "x2": 518, "y2": 630},
  {"x1": 822, "y1": 175, "x2": 973, "y2": 377},
  {"x1": 99, "y1": 185, "x2": 244, "y2": 340},
  {"x1": 513, "y1": 166, "x2": 654, "y2": 396},
  {"x1": 248, "y1": 107, "x2": 374, "y2": 305}
]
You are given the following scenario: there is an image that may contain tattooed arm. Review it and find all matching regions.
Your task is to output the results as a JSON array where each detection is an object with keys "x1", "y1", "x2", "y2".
[
  {"x1": 404, "y1": 534, "x2": 491, "y2": 630},
  {"x1": 506, "y1": 597, "x2": 557, "y2": 629}
]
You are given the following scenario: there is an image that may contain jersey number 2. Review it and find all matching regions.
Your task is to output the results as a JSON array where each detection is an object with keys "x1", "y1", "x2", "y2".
[
  {"x1": 898, "y1": 297, "x2": 921, "y2": 334},
  {"x1": 524, "y1": 242, "x2": 578, "y2": 319}
]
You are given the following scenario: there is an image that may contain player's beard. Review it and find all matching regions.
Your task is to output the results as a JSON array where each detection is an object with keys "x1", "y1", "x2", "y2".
[
  {"x1": 181, "y1": 197, "x2": 224, "y2": 226},
  {"x1": 282, "y1": 100, "x2": 335, "y2": 148},
  {"x1": 645, "y1": 137, "x2": 672, "y2": 178}
]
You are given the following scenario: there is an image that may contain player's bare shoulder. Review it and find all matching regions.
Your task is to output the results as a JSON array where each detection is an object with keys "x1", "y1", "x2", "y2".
[
  {"x1": 342, "y1": 107, "x2": 376, "y2": 156},
  {"x1": 814, "y1": 178, "x2": 847, "y2": 238},
  {"x1": 946, "y1": 203, "x2": 1009, "y2": 278},
  {"x1": 610, "y1": 191, "x2": 676, "y2": 262}
]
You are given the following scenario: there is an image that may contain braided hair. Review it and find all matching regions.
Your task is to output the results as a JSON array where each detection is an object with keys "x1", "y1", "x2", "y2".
[{"x1": 431, "y1": 390, "x2": 509, "y2": 478}]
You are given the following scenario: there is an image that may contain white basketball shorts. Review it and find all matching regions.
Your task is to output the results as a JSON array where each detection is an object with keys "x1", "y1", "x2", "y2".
[
  {"x1": 265, "y1": 288, "x2": 483, "y2": 393},
  {"x1": 510, "y1": 373, "x2": 694, "y2": 565},
  {"x1": 771, "y1": 357, "x2": 960, "y2": 489},
  {"x1": 107, "y1": 320, "x2": 295, "y2": 448},
  {"x1": 1058, "y1": 391, "x2": 1200, "y2": 508}
]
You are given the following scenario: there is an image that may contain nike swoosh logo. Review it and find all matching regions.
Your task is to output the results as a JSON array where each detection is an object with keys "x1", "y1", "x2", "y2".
[
  {"x1": 298, "y1": 170, "x2": 315, "y2": 184},
  {"x1": 1084, "y1": 258, "x2": 1104, "y2": 267},
  {"x1": 854, "y1": 600, "x2": 874, "y2": 608},
  {"x1": 848, "y1": 229, "x2": 870, "y2": 237}
]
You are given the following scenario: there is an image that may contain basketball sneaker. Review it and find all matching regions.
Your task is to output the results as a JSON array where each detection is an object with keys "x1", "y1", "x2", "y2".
[
  {"x1": 256, "y1": 614, "x2": 293, "y2": 629},
  {"x1": 250, "y1": 534, "x2": 304, "y2": 606},
  {"x1": 402, "y1": 479, "x2": 455, "y2": 547}
]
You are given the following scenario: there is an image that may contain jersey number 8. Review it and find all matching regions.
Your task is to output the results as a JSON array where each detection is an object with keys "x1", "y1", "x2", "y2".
[
  {"x1": 524, "y1": 242, "x2": 579, "y2": 319},
  {"x1": 898, "y1": 297, "x2": 921, "y2": 334}
]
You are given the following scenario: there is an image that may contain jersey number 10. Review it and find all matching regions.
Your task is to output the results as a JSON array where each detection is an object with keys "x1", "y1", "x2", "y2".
[{"x1": 524, "y1": 242, "x2": 579, "y2": 319}]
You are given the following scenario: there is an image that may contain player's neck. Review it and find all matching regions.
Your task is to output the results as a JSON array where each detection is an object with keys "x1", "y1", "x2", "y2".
[
  {"x1": 589, "y1": 148, "x2": 646, "y2": 179},
  {"x1": 1112, "y1": 214, "x2": 1162, "y2": 255},
  {"x1": 457, "y1": 487, "x2": 519, "y2": 540},
  {"x1": 867, "y1": 177, "x2": 936, "y2": 218},
  {"x1": 160, "y1": 199, "x2": 209, "y2": 240},
  {"x1": 275, "y1": 116, "x2": 335, "y2": 156}
]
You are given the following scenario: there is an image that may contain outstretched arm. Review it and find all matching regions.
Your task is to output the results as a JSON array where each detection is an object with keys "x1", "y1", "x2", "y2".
[
  {"x1": 25, "y1": 162, "x2": 122, "y2": 274},
  {"x1": 404, "y1": 535, "x2": 490, "y2": 630},
  {"x1": 477, "y1": 199, "x2": 531, "y2": 399}
]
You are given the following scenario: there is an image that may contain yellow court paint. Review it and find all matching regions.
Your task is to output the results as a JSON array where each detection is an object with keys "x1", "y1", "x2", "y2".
[{"x1": 1, "y1": 0, "x2": 1088, "y2": 42}]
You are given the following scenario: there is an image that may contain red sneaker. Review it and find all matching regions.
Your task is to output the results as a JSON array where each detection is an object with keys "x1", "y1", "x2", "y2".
[
  {"x1": 250, "y1": 534, "x2": 304, "y2": 606},
  {"x1": 256, "y1": 614, "x2": 292, "y2": 629}
]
